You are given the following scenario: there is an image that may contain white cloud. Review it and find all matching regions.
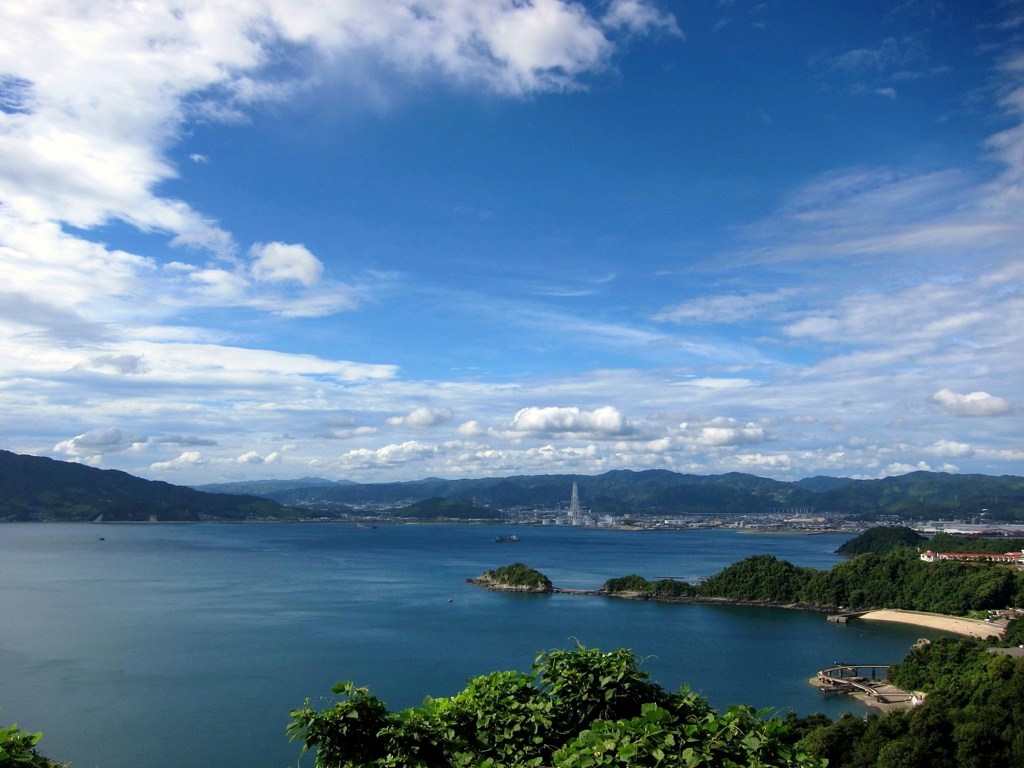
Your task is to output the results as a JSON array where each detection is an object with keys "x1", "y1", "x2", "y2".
[
  {"x1": 733, "y1": 453, "x2": 794, "y2": 470},
  {"x1": 510, "y1": 405, "x2": 630, "y2": 436},
  {"x1": 54, "y1": 427, "x2": 142, "y2": 456},
  {"x1": 150, "y1": 450, "x2": 205, "y2": 471},
  {"x1": 333, "y1": 441, "x2": 437, "y2": 470},
  {"x1": 930, "y1": 388, "x2": 1013, "y2": 417},
  {"x1": 324, "y1": 426, "x2": 378, "y2": 440},
  {"x1": 653, "y1": 290, "x2": 794, "y2": 325},
  {"x1": 923, "y1": 439, "x2": 974, "y2": 458},
  {"x1": 250, "y1": 242, "x2": 324, "y2": 287},
  {"x1": 694, "y1": 423, "x2": 767, "y2": 447},
  {"x1": 236, "y1": 450, "x2": 282, "y2": 465},
  {"x1": 156, "y1": 435, "x2": 218, "y2": 447},
  {"x1": 77, "y1": 354, "x2": 150, "y2": 375},
  {"x1": 456, "y1": 420, "x2": 485, "y2": 437},
  {"x1": 387, "y1": 406, "x2": 455, "y2": 428},
  {"x1": 0, "y1": 0, "x2": 656, "y2": 349},
  {"x1": 603, "y1": 0, "x2": 682, "y2": 37},
  {"x1": 0, "y1": 2, "x2": 1021, "y2": 485},
  {"x1": 881, "y1": 461, "x2": 938, "y2": 476}
]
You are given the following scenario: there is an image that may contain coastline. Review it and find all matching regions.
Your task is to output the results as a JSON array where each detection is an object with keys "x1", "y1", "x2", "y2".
[
  {"x1": 476, "y1": 582, "x2": 1009, "y2": 642},
  {"x1": 857, "y1": 609, "x2": 1006, "y2": 639}
]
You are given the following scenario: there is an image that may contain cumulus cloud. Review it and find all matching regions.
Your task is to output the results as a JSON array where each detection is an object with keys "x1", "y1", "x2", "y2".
[
  {"x1": 387, "y1": 407, "x2": 455, "y2": 428},
  {"x1": 930, "y1": 388, "x2": 1013, "y2": 417},
  {"x1": 734, "y1": 453, "x2": 794, "y2": 470},
  {"x1": 680, "y1": 418, "x2": 768, "y2": 447},
  {"x1": 923, "y1": 439, "x2": 974, "y2": 458},
  {"x1": 880, "y1": 460, "x2": 952, "y2": 477},
  {"x1": 150, "y1": 451, "x2": 206, "y2": 471},
  {"x1": 236, "y1": 450, "x2": 282, "y2": 465},
  {"x1": 250, "y1": 242, "x2": 324, "y2": 287},
  {"x1": 456, "y1": 420, "x2": 485, "y2": 437},
  {"x1": 54, "y1": 427, "x2": 142, "y2": 456},
  {"x1": 334, "y1": 441, "x2": 437, "y2": 470},
  {"x1": 510, "y1": 405, "x2": 630, "y2": 436}
]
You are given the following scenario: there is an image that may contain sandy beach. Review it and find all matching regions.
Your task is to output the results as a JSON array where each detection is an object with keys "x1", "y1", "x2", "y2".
[{"x1": 858, "y1": 609, "x2": 1005, "y2": 639}]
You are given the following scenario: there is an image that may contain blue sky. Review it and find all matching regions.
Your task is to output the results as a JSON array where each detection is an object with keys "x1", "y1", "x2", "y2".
[{"x1": 1, "y1": 0, "x2": 1022, "y2": 483}]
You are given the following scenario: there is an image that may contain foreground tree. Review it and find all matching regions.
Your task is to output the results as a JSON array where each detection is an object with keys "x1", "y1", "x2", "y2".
[
  {"x1": 0, "y1": 722, "x2": 67, "y2": 768},
  {"x1": 288, "y1": 645, "x2": 824, "y2": 768}
]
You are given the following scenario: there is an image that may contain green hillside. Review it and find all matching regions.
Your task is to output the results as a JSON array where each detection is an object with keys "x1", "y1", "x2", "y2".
[{"x1": 0, "y1": 450, "x2": 294, "y2": 522}]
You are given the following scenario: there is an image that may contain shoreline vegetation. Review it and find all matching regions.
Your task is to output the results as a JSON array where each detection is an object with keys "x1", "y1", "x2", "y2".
[
  {"x1": 469, "y1": 576, "x2": 1009, "y2": 638},
  {"x1": 470, "y1": 531, "x2": 1019, "y2": 641}
]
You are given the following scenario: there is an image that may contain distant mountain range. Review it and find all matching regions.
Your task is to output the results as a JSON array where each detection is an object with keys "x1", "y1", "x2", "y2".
[
  {"x1": 2, "y1": 449, "x2": 1024, "y2": 522},
  {"x1": 253, "y1": 467, "x2": 1024, "y2": 521},
  {"x1": 0, "y1": 450, "x2": 292, "y2": 522}
]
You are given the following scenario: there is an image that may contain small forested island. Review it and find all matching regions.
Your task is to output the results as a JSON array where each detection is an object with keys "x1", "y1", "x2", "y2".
[{"x1": 468, "y1": 562, "x2": 553, "y2": 592}]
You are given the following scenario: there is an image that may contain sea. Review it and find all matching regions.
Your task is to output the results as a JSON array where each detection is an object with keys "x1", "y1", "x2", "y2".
[{"x1": 0, "y1": 523, "x2": 946, "y2": 768}]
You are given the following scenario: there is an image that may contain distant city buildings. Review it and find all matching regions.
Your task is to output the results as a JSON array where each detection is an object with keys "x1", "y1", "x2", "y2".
[{"x1": 539, "y1": 482, "x2": 600, "y2": 526}]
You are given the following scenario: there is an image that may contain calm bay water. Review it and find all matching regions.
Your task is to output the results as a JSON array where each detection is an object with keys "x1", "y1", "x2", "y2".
[{"x1": 0, "y1": 523, "x2": 944, "y2": 768}]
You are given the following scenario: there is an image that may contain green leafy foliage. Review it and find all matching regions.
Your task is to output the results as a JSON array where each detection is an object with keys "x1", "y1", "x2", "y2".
[
  {"x1": 799, "y1": 550, "x2": 1020, "y2": 613},
  {"x1": 1002, "y1": 617, "x2": 1024, "y2": 646},
  {"x1": 695, "y1": 555, "x2": 815, "y2": 604},
  {"x1": 288, "y1": 646, "x2": 824, "y2": 768},
  {"x1": 601, "y1": 575, "x2": 696, "y2": 599},
  {"x1": 0, "y1": 722, "x2": 66, "y2": 768},
  {"x1": 609, "y1": 550, "x2": 1024, "y2": 613}
]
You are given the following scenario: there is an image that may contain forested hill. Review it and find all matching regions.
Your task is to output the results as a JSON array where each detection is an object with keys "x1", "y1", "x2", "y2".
[
  {"x1": 0, "y1": 450, "x2": 292, "y2": 522},
  {"x1": 260, "y1": 468, "x2": 1024, "y2": 520}
]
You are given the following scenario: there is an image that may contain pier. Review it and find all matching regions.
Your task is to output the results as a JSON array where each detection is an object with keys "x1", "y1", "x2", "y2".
[{"x1": 812, "y1": 664, "x2": 914, "y2": 709}]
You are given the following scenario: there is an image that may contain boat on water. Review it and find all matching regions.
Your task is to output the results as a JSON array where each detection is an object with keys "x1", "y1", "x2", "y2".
[{"x1": 495, "y1": 534, "x2": 519, "y2": 543}]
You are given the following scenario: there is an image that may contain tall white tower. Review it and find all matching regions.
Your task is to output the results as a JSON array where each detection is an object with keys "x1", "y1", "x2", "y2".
[{"x1": 567, "y1": 481, "x2": 582, "y2": 523}]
